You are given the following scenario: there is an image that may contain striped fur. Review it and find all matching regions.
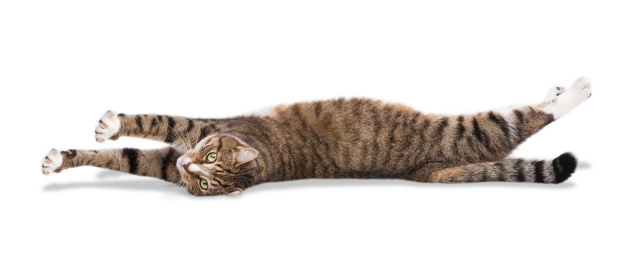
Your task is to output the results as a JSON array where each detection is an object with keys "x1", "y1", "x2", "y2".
[
  {"x1": 50, "y1": 147, "x2": 184, "y2": 183},
  {"x1": 43, "y1": 78, "x2": 590, "y2": 196},
  {"x1": 424, "y1": 153, "x2": 577, "y2": 184}
]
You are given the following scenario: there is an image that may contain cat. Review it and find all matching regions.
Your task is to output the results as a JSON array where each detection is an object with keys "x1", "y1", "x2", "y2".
[{"x1": 41, "y1": 77, "x2": 592, "y2": 196}]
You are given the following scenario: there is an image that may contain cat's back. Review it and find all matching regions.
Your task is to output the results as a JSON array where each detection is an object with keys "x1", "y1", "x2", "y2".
[
  {"x1": 266, "y1": 98, "x2": 433, "y2": 175},
  {"x1": 270, "y1": 98, "x2": 423, "y2": 140}
]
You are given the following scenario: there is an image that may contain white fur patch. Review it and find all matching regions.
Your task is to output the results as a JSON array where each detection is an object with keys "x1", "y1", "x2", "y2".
[
  {"x1": 541, "y1": 77, "x2": 592, "y2": 119},
  {"x1": 227, "y1": 189, "x2": 243, "y2": 197},
  {"x1": 95, "y1": 110, "x2": 120, "y2": 143},
  {"x1": 494, "y1": 105, "x2": 517, "y2": 118},
  {"x1": 176, "y1": 155, "x2": 209, "y2": 177},
  {"x1": 544, "y1": 85, "x2": 566, "y2": 101},
  {"x1": 247, "y1": 105, "x2": 277, "y2": 117},
  {"x1": 176, "y1": 155, "x2": 188, "y2": 175},
  {"x1": 187, "y1": 164, "x2": 209, "y2": 176},
  {"x1": 41, "y1": 149, "x2": 63, "y2": 175},
  {"x1": 491, "y1": 106, "x2": 519, "y2": 142}
]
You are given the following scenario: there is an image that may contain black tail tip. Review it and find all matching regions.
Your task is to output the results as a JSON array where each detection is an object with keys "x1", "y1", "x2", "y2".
[{"x1": 552, "y1": 152, "x2": 578, "y2": 184}]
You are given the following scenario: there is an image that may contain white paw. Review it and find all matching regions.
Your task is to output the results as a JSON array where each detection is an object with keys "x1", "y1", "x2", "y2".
[
  {"x1": 542, "y1": 77, "x2": 592, "y2": 119},
  {"x1": 569, "y1": 76, "x2": 592, "y2": 98},
  {"x1": 544, "y1": 85, "x2": 566, "y2": 101},
  {"x1": 42, "y1": 149, "x2": 63, "y2": 175},
  {"x1": 95, "y1": 110, "x2": 120, "y2": 143}
]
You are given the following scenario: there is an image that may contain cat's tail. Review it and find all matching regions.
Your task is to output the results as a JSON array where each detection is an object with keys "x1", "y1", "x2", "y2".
[{"x1": 430, "y1": 153, "x2": 578, "y2": 184}]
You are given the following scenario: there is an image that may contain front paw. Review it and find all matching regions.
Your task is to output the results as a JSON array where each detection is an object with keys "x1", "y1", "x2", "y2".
[
  {"x1": 95, "y1": 110, "x2": 121, "y2": 143},
  {"x1": 42, "y1": 149, "x2": 63, "y2": 175}
]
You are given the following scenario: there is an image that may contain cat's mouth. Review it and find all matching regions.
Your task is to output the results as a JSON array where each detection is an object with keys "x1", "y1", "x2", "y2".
[{"x1": 176, "y1": 155, "x2": 209, "y2": 179}]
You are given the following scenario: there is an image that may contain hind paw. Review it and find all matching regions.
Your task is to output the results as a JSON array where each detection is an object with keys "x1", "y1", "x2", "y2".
[
  {"x1": 95, "y1": 111, "x2": 120, "y2": 143},
  {"x1": 42, "y1": 149, "x2": 63, "y2": 175},
  {"x1": 569, "y1": 76, "x2": 592, "y2": 99},
  {"x1": 544, "y1": 85, "x2": 566, "y2": 101},
  {"x1": 541, "y1": 77, "x2": 592, "y2": 119}
]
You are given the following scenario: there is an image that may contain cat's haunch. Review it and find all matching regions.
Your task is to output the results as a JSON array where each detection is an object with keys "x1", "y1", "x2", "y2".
[{"x1": 42, "y1": 77, "x2": 592, "y2": 196}]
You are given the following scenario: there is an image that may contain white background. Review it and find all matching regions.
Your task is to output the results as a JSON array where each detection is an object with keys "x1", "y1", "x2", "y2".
[{"x1": 1, "y1": 0, "x2": 640, "y2": 265}]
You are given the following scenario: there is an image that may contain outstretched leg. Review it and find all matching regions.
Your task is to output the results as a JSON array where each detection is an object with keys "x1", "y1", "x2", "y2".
[
  {"x1": 41, "y1": 147, "x2": 184, "y2": 183},
  {"x1": 539, "y1": 77, "x2": 592, "y2": 119},
  {"x1": 94, "y1": 111, "x2": 222, "y2": 150},
  {"x1": 431, "y1": 77, "x2": 592, "y2": 163},
  {"x1": 404, "y1": 153, "x2": 578, "y2": 184},
  {"x1": 502, "y1": 77, "x2": 592, "y2": 144}
]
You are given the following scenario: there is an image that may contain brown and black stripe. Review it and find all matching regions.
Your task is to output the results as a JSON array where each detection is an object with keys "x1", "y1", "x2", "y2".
[
  {"x1": 425, "y1": 153, "x2": 577, "y2": 184},
  {"x1": 56, "y1": 147, "x2": 184, "y2": 183}
]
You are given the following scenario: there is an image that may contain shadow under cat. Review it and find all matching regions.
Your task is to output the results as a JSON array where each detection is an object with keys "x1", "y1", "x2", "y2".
[{"x1": 42, "y1": 164, "x2": 590, "y2": 196}]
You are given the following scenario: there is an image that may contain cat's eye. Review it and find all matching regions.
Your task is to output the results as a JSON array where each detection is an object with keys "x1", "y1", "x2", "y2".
[
  {"x1": 199, "y1": 178, "x2": 208, "y2": 190},
  {"x1": 206, "y1": 153, "x2": 217, "y2": 163}
]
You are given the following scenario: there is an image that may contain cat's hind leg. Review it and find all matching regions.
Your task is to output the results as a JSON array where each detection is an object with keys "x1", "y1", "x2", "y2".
[
  {"x1": 41, "y1": 147, "x2": 184, "y2": 183},
  {"x1": 424, "y1": 77, "x2": 591, "y2": 165},
  {"x1": 491, "y1": 77, "x2": 592, "y2": 148},
  {"x1": 405, "y1": 153, "x2": 578, "y2": 184}
]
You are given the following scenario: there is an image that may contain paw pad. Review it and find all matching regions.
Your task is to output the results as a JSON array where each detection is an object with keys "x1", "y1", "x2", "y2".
[
  {"x1": 42, "y1": 149, "x2": 63, "y2": 175},
  {"x1": 541, "y1": 77, "x2": 592, "y2": 119},
  {"x1": 570, "y1": 77, "x2": 592, "y2": 99},
  {"x1": 545, "y1": 85, "x2": 566, "y2": 101},
  {"x1": 95, "y1": 110, "x2": 120, "y2": 143}
]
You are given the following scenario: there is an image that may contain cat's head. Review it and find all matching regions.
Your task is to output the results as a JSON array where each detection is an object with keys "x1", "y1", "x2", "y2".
[{"x1": 176, "y1": 134, "x2": 260, "y2": 196}]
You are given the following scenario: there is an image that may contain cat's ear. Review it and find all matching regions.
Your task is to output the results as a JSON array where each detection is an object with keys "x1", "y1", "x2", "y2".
[
  {"x1": 227, "y1": 188, "x2": 243, "y2": 197},
  {"x1": 234, "y1": 146, "x2": 259, "y2": 166}
]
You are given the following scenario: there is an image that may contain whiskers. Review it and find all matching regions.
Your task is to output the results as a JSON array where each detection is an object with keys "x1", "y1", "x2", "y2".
[
  {"x1": 170, "y1": 178, "x2": 188, "y2": 193},
  {"x1": 164, "y1": 121, "x2": 194, "y2": 152},
  {"x1": 158, "y1": 119, "x2": 196, "y2": 194}
]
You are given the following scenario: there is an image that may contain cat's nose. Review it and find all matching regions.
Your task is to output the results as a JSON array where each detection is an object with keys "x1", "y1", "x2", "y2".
[{"x1": 183, "y1": 162, "x2": 191, "y2": 172}]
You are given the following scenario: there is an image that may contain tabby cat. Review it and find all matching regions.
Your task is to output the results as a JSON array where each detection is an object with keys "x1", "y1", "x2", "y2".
[{"x1": 42, "y1": 77, "x2": 591, "y2": 196}]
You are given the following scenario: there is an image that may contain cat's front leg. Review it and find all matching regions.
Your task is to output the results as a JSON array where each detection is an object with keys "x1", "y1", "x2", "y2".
[
  {"x1": 95, "y1": 111, "x2": 214, "y2": 150},
  {"x1": 41, "y1": 147, "x2": 184, "y2": 183}
]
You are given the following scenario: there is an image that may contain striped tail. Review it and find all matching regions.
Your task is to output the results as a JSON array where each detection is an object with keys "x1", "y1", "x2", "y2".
[{"x1": 430, "y1": 153, "x2": 578, "y2": 184}]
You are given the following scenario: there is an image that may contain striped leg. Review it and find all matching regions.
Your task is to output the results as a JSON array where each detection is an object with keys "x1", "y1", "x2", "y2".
[
  {"x1": 41, "y1": 147, "x2": 184, "y2": 183},
  {"x1": 437, "y1": 77, "x2": 592, "y2": 163},
  {"x1": 411, "y1": 153, "x2": 578, "y2": 184},
  {"x1": 434, "y1": 106, "x2": 555, "y2": 163},
  {"x1": 501, "y1": 77, "x2": 592, "y2": 143},
  {"x1": 94, "y1": 111, "x2": 214, "y2": 149}
]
